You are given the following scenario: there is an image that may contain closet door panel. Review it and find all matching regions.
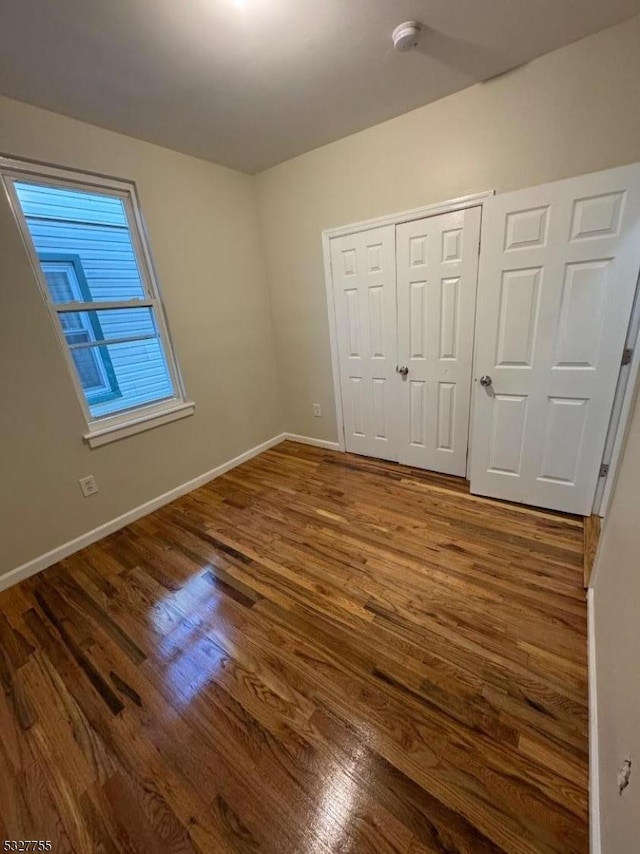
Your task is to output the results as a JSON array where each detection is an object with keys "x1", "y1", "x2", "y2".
[
  {"x1": 396, "y1": 207, "x2": 481, "y2": 475},
  {"x1": 330, "y1": 226, "x2": 401, "y2": 460}
]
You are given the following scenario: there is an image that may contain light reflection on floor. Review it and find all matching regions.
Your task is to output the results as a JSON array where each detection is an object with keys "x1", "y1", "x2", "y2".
[
  {"x1": 309, "y1": 743, "x2": 368, "y2": 852},
  {"x1": 148, "y1": 564, "x2": 371, "y2": 850},
  {"x1": 148, "y1": 568, "x2": 229, "y2": 709}
]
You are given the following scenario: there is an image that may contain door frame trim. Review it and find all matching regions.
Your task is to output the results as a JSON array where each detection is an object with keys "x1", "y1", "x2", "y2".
[
  {"x1": 322, "y1": 191, "x2": 494, "y2": 452},
  {"x1": 592, "y1": 268, "x2": 640, "y2": 518}
]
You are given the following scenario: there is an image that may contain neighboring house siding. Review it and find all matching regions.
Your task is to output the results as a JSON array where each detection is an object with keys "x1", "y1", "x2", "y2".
[{"x1": 17, "y1": 184, "x2": 174, "y2": 415}]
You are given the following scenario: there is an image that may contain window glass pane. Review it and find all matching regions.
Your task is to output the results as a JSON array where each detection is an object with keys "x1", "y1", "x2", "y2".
[
  {"x1": 58, "y1": 308, "x2": 175, "y2": 416},
  {"x1": 44, "y1": 269, "x2": 76, "y2": 303},
  {"x1": 60, "y1": 315, "x2": 87, "y2": 333},
  {"x1": 84, "y1": 339, "x2": 176, "y2": 418},
  {"x1": 14, "y1": 181, "x2": 146, "y2": 302},
  {"x1": 12, "y1": 183, "x2": 128, "y2": 226},
  {"x1": 72, "y1": 346, "x2": 106, "y2": 392}
]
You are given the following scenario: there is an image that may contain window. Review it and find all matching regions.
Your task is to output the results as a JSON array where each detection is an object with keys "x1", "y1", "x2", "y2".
[{"x1": 1, "y1": 158, "x2": 193, "y2": 446}]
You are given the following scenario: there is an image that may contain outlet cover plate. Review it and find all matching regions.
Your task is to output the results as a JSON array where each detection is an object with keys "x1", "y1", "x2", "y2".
[{"x1": 79, "y1": 475, "x2": 98, "y2": 497}]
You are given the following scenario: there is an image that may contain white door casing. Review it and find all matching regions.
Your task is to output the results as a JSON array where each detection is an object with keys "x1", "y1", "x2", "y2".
[
  {"x1": 330, "y1": 226, "x2": 400, "y2": 460},
  {"x1": 470, "y1": 164, "x2": 640, "y2": 515},
  {"x1": 396, "y1": 207, "x2": 481, "y2": 476}
]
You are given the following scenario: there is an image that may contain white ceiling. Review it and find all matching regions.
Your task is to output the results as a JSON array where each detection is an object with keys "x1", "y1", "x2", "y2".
[{"x1": 1, "y1": 0, "x2": 639, "y2": 173}]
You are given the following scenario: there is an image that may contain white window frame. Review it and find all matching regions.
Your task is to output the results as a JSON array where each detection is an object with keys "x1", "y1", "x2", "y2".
[{"x1": 0, "y1": 156, "x2": 194, "y2": 447}]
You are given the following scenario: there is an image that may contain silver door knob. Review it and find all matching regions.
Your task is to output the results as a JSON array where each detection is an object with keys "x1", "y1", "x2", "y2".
[
  {"x1": 479, "y1": 375, "x2": 492, "y2": 387},
  {"x1": 397, "y1": 366, "x2": 409, "y2": 377}
]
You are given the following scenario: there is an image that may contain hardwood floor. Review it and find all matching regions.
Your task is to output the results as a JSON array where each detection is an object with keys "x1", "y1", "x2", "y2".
[{"x1": 0, "y1": 441, "x2": 588, "y2": 853}]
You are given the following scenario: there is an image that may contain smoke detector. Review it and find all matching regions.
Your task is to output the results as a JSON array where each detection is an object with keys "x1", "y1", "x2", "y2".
[{"x1": 392, "y1": 21, "x2": 422, "y2": 53}]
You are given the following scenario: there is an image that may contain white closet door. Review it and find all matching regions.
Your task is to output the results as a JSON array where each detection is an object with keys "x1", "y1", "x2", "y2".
[
  {"x1": 330, "y1": 226, "x2": 400, "y2": 461},
  {"x1": 470, "y1": 164, "x2": 640, "y2": 515},
  {"x1": 396, "y1": 207, "x2": 481, "y2": 476}
]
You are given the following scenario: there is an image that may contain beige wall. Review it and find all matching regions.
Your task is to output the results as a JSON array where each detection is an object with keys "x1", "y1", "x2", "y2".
[
  {"x1": 592, "y1": 382, "x2": 640, "y2": 852},
  {"x1": 0, "y1": 95, "x2": 282, "y2": 578},
  {"x1": 256, "y1": 15, "x2": 640, "y2": 443}
]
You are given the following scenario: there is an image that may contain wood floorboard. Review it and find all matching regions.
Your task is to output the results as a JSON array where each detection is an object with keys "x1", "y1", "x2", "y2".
[
  {"x1": 0, "y1": 441, "x2": 588, "y2": 853},
  {"x1": 582, "y1": 515, "x2": 601, "y2": 588}
]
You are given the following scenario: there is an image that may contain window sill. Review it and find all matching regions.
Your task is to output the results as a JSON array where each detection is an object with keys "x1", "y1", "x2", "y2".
[{"x1": 84, "y1": 401, "x2": 195, "y2": 448}]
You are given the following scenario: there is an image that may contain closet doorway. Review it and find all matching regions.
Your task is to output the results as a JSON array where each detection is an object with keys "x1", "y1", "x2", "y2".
[{"x1": 326, "y1": 197, "x2": 484, "y2": 477}]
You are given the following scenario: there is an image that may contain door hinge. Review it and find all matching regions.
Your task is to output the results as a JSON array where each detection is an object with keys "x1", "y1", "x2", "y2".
[
  {"x1": 621, "y1": 348, "x2": 633, "y2": 366},
  {"x1": 599, "y1": 463, "x2": 610, "y2": 478}
]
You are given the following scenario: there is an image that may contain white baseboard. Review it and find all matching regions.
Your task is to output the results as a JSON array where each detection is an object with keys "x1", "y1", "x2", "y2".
[
  {"x1": 0, "y1": 433, "x2": 286, "y2": 594},
  {"x1": 588, "y1": 587, "x2": 602, "y2": 854},
  {"x1": 283, "y1": 432, "x2": 342, "y2": 451},
  {"x1": 1, "y1": 431, "x2": 341, "y2": 594}
]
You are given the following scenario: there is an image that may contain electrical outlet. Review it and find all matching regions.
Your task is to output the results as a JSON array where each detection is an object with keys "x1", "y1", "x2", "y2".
[
  {"x1": 79, "y1": 475, "x2": 99, "y2": 498},
  {"x1": 312, "y1": 403, "x2": 322, "y2": 417}
]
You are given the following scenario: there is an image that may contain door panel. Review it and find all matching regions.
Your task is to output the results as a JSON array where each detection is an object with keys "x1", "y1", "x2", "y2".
[
  {"x1": 470, "y1": 164, "x2": 640, "y2": 514},
  {"x1": 330, "y1": 226, "x2": 400, "y2": 460},
  {"x1": 396, "y1": 207, "x2": 481, "y2": 475},
  {"x1": 495, "y1": 268, "x2": 541, "y2": 367},
  {"x1": 487, "y1": 394, "x2": 528, "y2": 475}
]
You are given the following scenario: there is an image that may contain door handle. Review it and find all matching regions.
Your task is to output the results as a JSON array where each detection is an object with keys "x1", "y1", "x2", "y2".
[
  {"x1": 397, "y1": 366, "x2": 409, "y2": 377},
  {"x1": 479, "y1": 374, "x2": 492, "y2": 388}
]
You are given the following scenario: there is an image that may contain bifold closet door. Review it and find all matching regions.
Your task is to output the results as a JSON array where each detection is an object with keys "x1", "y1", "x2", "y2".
[
  {"x1": 396, "y1": 207, "x2": 481, "y2": 476},
  {"x1": 470, "y1": 164, "x2": 640, "y2": 515},
  {"x1": 330, "y1": 225, "x2": 401, "y2": 461}
]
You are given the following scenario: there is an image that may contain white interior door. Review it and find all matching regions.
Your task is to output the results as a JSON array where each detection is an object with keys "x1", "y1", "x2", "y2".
[
  {"x1": 470, "y1": 164, "x2": 640, "y2": 515},
  {"x1": 330, "y1": 226, "x2": 400, "y2": 461},
  {"x1": 396, "y1": 207, "x2": 481, "y2": 476}
]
